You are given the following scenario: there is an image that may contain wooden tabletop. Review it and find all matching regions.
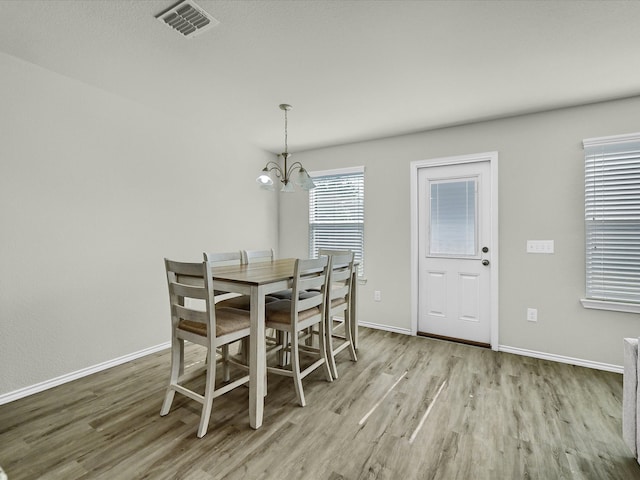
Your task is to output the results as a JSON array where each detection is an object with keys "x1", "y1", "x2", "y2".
[{"x1": 210, "y1": 258, "x2": 296, "y2": 285}]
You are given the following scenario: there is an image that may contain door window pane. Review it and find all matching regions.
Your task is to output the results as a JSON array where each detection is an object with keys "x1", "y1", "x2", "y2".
[{"x1": 429, "y1": 179, "x2": 477, "y2": 256}]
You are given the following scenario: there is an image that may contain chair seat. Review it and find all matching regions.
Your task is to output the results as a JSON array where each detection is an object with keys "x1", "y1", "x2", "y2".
[
  {"x1": 269, "y1": 290, "x2": 320, "y2": 301},
  {"x1": 265, "y1": 300, "x2": 321, "y2": 325},
  {"x1": 178, "y1": 307, "x2": 251, "y2": 337},
  {"x1": 270, "y1": 290, "x2": 292, "y2": 299},
  {"x1": 216, "y1": 295, "x2": 279, "y2": 310}
]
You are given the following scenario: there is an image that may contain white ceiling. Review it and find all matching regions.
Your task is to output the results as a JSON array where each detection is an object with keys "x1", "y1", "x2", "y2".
[{"x1": 2, "y1": 0, "x2": 640, "y2": 153}]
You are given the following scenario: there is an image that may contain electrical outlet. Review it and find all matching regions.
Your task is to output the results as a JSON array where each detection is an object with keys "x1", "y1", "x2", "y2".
[
  {"x1": 527, "y1": 308, "x2": 538, "y2": 322},
  {"x1": 374, "y1": 290, "x2": 381, "y2": 302}
]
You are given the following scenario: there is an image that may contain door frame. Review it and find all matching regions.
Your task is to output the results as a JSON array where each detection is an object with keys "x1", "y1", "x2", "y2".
[{"x1": 410, "y1": 152, "x2": 499, "y2": 350}]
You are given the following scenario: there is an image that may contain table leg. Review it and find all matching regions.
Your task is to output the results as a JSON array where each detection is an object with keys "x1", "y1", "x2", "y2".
[{"x1": 249, "y1": 286, "x2": 266, "y2": 429}]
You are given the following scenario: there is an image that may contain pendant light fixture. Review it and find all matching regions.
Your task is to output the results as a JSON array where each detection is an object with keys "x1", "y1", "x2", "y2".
[{"x1": 256, "y1": 104, "x2": 316, "y2": 192}]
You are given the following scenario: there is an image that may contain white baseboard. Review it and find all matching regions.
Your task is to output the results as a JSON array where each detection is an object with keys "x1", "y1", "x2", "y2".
[
  {"x1": 2, "y1": 337, "x2": 622, "y2": 406},
  {"x1": 358, "y1": 321, "x2": 412, "y2": 336},
  {"x1": 499, "y1": 345, "x2": 623, "y2": 374},
  {"x1": 0, "y1": 342, "x2": 170, "y2": 406},
  {"x1": 364, "y1": 325, "x2": 623, "y2": 373}
]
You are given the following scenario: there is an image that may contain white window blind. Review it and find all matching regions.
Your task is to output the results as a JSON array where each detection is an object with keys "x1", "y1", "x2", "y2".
[
  {"x1": 584, "y1": 133, "x2": 640, "y2": 306},
  {"x1": 309, "y1": 167, "x2": 365, "y2": 275},
  {"x1": 429, "y1": 179, "x2": 477, "y2": 256}
]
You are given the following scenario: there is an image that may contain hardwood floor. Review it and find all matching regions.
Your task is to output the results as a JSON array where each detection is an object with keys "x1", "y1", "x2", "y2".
[{"x1": 1, "y1": 328, "x2": 639, "y2": 479}]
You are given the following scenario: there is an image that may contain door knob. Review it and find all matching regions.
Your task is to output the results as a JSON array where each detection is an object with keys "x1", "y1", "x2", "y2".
[{"x1": 482, "y1": 259, "x2": 490, "y2": 266}]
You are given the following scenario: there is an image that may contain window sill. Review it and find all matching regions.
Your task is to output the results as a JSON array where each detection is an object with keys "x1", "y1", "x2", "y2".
[{"x1": 580, "y1": 298, "x2": 640, "y2": 314}]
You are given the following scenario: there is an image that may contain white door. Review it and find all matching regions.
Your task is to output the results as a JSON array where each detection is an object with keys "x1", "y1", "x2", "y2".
[{"x1": 417, "y1": 160, "x2": 492, "y2": 345}]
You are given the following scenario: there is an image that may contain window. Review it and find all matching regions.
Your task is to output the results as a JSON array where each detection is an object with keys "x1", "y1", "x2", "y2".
[
  {"x1": 308, "y1": 167, "x2": 365, "y2": 275},
  {"x1": 582, "y1": 133, "x2": 640, "y2": 313},
  {"x1": 429, "y1": 178, "x2": 477, "y2": 256}
]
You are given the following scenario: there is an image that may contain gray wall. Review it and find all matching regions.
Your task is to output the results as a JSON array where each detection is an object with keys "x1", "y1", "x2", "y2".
[
  {"x1": 3, "y1": 48, "x2": 639, "y2": 399},
  {"x1": 0, "y1": 53, "x2": 278, "y2": 396},
  {"x1": 279, "y1": 96, "x2": 640, "y2": 368}
]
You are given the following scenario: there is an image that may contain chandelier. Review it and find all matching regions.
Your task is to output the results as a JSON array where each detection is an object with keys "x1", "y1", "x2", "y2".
[{"x1": 256, "y1": 104, "x2": 316, "y2": 192}]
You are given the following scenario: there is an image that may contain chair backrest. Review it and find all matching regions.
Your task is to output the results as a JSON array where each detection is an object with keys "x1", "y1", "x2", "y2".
[
  {"x1": 203, "y1": 251, "x2": 244, "y2": 301},
  {"x1": 324, "y1": 251, "x2": 355, "y2": 306},
  {"x1": 291, "y1": 256, "x2": 330, "y2": 320},
  {"x1": 164, "y1": 258, "x2": 214, "y2": 338},
  {"x1": 203, "y1": 251, "x2": 243, "y2": 267},
  {"x1": 242, "y1": 249, "x2": 275, "y2": 264},
  {"x1": 318, "y1": 248, "x2": 352, "y2": 258}
]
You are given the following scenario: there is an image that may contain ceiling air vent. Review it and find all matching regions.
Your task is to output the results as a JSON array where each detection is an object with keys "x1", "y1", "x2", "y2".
[{"x1": 156, "y1": 0, "x2": 219, "y2": 38}]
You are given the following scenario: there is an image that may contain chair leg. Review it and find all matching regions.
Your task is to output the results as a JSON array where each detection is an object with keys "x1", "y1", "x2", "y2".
[
  {"x1": 344, "y1": 311, "x2": 358, "y2": 362},
  {"x1": 290, "y1": 331, "x2": 306, "y2": 407},
  {"x1": 222, "y1": 344, "x2": 230, "y2": 382},
  {"x1": 318, "y1": 317, "x2": 333, "y2": 383},
  {"x1": 351, "y1": 310, "x2": 359, "y2": 353},
  {"x1": 326, "y1": 315, "x2": 339, "y2": 380},
  {"x1": 305, "y1": 327, "x2": 314, "y2": 347},
  {"x1": 222, "y1": 345, "x2": 231, "y2": 382},
  {"x1": 197, "y1": 347, "x2": 216, "y2": 438},
  {"x1": 238, "y1": 337, "x2": 249, "y2": 364},
  {"x1": 276, "y1": 330, "x2": 284, "y2": 365},
  {"x1": 277, "y1": 331, "x2": 291, "y2": 367},
  {"x1": 160, "y1": 337, "x2": 183, "y2": 416},
  {"x1": 178, "y1": 337, "x2": 185, "y2": 377}
]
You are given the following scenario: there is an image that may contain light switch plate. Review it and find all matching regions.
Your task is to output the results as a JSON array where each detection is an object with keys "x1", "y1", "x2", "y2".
[{"x1": 527, "y1": 240, "x2": 554, "y2": 254}]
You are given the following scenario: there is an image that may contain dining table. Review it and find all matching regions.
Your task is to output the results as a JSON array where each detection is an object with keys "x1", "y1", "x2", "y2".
[{"x1": 210, "y1": 257, "x2": 358, "y2": 429}]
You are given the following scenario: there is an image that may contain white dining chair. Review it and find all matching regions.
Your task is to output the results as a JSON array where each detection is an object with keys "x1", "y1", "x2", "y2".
[
  {"x1": 319, "y1": 249, "x2": 357, "y2": 379},
  {"x1": 161, "y1": 258, "x2": 251, "y2": 438},
  {"x1": 241, "y1": 248, "x2": 292, "y2": 365},
  {"x1": 203, "y1": 251, "x2": 244, "y2": 302},
  {"x1": 264, "y1": 257, "x2": 333, "y2": 406},
  {"x1": 204, "y1": 250, "x2": 258, "y2": 363},
  {"x1": 211, "y1": 250, "x2": 280, "y2": 310},
  {"x1": 243, "y1": 248, "x2": 295, "y2": 303},
  {"x1": 242, "y1": 248, "x2": 275, "y2": 264}
]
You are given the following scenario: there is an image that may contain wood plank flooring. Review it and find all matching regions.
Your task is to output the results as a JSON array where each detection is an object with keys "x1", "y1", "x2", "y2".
[{"x1": 1, "y1": 328, "x2": 639, "y2": 479}]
